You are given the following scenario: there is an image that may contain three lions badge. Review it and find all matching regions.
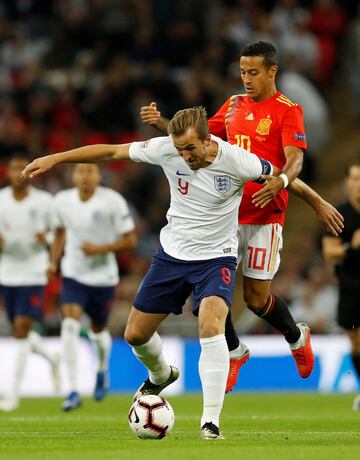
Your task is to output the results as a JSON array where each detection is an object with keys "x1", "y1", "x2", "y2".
[{"x1": 214, "y1": 176, "x2": 231, "y2": 193}]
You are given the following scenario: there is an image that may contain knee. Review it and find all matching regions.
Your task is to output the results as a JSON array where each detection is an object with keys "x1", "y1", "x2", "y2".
[
  {"x1": 91, "y1": 324, "x2": 104, "y2": 334},
  {"x1": 13, "y1": 318, "x2": 31, "y2": 339},
  {"x1": 243, "y1": 289, "x2": 268, "y2": 310},
  {"x1": 124, "y1": 325, "x2": 148, "y2": 347},
  {"x1": 198, "y1": 296, "x2": 227, "y2": 338},
  {"x1": 13, "y1": 327, "x2": 29, "y2": 339}
]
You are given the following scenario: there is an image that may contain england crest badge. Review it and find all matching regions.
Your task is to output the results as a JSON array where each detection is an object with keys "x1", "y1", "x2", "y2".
[{"x1": 214, "y1": 175, "x2": 231, "y2": 193}]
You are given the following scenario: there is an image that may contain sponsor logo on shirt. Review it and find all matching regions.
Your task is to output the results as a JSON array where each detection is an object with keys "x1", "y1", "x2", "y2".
[
  {"x1": 176, "y1": 170, "x2": 190, "y2": 176},
  {"x1": 214, "y1": 176, "x2": 231, "y2": 193},
  {"x1": 292, "y1": 132, "x2": 306, "y2": 141},
  {"x1": 223, "y1": 248, "x2": 232, "y2": 253},
  {"x1": 245, "y1": 112, "x2": 254, "y2": 120},
  {"x1": 256, "y1": 118, "x2": 272, "y2": 135}
]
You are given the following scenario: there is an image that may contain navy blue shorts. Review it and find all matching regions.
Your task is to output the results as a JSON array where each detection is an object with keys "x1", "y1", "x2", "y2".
[
  {"x1": 61, "y1": 277, "x2": 115, "y2": 327},
  {"x1": 134, "y1": 246, "x2": 237, "y2": 316},
  {"x1": 1, "y1": 285, "x2": 44, "y2": 322}
]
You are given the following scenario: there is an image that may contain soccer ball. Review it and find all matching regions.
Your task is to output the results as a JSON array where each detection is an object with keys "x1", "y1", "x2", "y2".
[{"x1": 128, "y1": 395, "x2": 175, "y2": 439}]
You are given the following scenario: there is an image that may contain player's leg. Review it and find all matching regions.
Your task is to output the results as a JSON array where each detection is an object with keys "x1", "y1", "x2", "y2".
[
  {"x1": 338, "y1": 292, "x2": 360, "y2": 410},
  {"x1": 225, "y1": 312, "x2": 250, "y2": 392},
  {"x1": 60, "y1": 278, "x2": 89, "y2": 410},
  {"x1": 28, "y1": 329, "x2": 61, "y2": 393},
  {"x1": 125, "y1": 248, "x2": 188, "y2": 400},
  {"x1": 0, "y1": 315, "x2": 32, "y2": 411},
  {"x1": 241, "y1": 223, "x2": 314, "y2": 378},
  {"x1": 198, "y1": 296, "x2": 229, "y2": 440},
  {"x1": 86, "y1": 285, "x2": 114, "y2": 401},
  {"x1": 243, "y1": 277, "x2": 314, "y2": 377},
  {"x1": 191, "y1": 256, "x2": 237, "y2": 439},
  {"x1": 125, "y1": 307, "x2": 177, "y2": 400},
  {"x1": 88, "y1": 324, "x2": 112, "y2": 401},
  {"x1": 345, "y1": 328, "x2": 360, "y2": 410},
  {"x1": 0, "y1": 286, "x2": 43, "y2": 411},
  {"x1": 60, "y1": 302, "x2": 82, "y2": 410}
]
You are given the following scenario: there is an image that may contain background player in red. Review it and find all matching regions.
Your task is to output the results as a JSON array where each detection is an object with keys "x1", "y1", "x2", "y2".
[{"x1": 140, "y1": 41, "x2": 344, "y2": 392}]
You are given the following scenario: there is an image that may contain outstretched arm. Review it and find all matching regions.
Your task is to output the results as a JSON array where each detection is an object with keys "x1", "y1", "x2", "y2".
[
  {"x1": 21, "y1": 143, "x2": 131, "y2": 179},
  {"x1": 140, "y1": 102, "x2": 170, "y2": 134},
  {"x1": 289, "y1": 178, "x2": 344, "y2": 236}
]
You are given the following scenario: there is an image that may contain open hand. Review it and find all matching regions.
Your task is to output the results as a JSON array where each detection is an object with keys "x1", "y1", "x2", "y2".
[
  {"x1": 21, "y1": 156, "x2": 56, "y2": 179},
  {"x1": 252, "y1": 175, "x2": 285, "y2": 208},
  {"x1": 314, "y1": 199, "x2": 344, "y2": 237}
]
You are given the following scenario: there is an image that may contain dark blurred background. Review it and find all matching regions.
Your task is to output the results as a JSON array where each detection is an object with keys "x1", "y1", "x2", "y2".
[{"x1": 0, "y1": 0, "x2": 359, "y2": 339}]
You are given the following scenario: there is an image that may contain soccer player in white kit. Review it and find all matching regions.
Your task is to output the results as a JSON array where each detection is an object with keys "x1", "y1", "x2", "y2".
[
  {"x1": 22, "y1": 107, "x2": 275, "y2": 438},
  {"x1": 0, "y1": 155, "x2": 60, "y2": 412},
  {"x1": 49, "y1": 163, "x2": 137, "y2": 411}
]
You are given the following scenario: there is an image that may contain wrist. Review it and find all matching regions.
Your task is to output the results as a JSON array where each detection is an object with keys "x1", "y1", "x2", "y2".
[{"x1": 279, "y1": 173, "x2": 289, "y2": 188}]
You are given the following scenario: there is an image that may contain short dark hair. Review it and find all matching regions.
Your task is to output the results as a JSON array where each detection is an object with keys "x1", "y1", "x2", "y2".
[
  {"x1": 168, "y1": 106, "x2": 209, "y2": 141},
  {"x1": 8, "y1": 152, "x2": 30, "y2": 165},
  {"x1": 241, "y1": 41, "x2": 278, "y2": 68},
  {"x1": 345, "y1": 155, "x2": 360, "y2": 176}
]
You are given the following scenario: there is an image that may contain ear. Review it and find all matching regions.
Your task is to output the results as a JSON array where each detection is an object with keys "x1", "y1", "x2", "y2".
[{"x1": 269, "y1": 65, "x2": 278, "y2": 78}]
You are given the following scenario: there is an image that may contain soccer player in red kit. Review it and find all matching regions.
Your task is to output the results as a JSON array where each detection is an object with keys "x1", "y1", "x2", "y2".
[
  {"x1": 208, "y1": 41, "x2": 311, "y2": 390},
  {"x1": 139, "y1": 41, "x2": 344, "y2": 392}
]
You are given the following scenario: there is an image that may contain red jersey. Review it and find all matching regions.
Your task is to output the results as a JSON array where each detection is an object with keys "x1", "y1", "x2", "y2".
[{"x1": 208, "y1": 91, "x2": 307, "y2": 226}]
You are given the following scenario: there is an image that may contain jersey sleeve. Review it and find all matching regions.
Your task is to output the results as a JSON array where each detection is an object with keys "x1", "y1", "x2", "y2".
[
  {"x1": 129, "y1": 136, "x2": 174, "y2": 165},
  {"x1": 208, "y1": 99, "x2": 230, "y2": 140},
  {"x1": 112, "y1": 193, "x2": 135, "y2": 236},
  {"x1": 229, "y1": 144, "x2": 273, "y2": 182},
  {"x1": 280, "y1": 105, "x2": 307, "y2": 151}
]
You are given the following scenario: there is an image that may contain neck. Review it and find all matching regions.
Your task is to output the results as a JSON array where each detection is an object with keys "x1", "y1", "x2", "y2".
[
  {"x1": 12, "y1": 186, "x2": 29, "y2": 201},
  {"x1": 254, "y1": 85, "x2": 277, "y2": 103},
  {"x1": 79, "y1": 188, "x2": 96, "y2": 201}
]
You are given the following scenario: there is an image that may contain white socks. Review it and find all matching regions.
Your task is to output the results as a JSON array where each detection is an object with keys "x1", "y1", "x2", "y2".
[
  {"x1": 61, "y1": 317, "x2": 81, "y2": 392},
  {"x1": 10, "y1": 338, "x2": 31, "y2": 403},
  {"x1": 132, "y1": 332, "x2": 171, "y2": 384},
  {"x1": 199, "y1": 334, "x2": 229, "y2": 428},
  {"x1": 28, "y1": 331, "x2": 56, "y2": 364},
  {"x1": 88, "y1": 329, "x2": 112, "y2": 372}
]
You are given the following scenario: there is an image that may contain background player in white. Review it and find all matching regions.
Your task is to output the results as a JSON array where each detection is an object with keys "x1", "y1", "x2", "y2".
[
  {"x1": 22, "y1": 107, "x2": 275, "y2": 438},
  {"x1": 49, "y1": 163, "x2": 137, "y2": 411},
  {"x1": 0, "y1": 155, "x2": 60, "y2": 412}
]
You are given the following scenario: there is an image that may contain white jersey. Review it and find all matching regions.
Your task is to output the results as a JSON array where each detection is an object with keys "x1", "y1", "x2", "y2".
[
  {"x1": 0, "y1": 186, "x2": 53, "y2": 286},
  {"x1": 54, "y1": 186, "x2": 135, "y2": 287},
  {"x1": 129, "y1": 135, "x2": 271, "y2": 260}
]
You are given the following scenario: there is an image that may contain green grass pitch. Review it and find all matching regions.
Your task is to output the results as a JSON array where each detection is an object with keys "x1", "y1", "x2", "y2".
[{"x1": 0, "y1": 393, "x2": 359, "y2": 460}]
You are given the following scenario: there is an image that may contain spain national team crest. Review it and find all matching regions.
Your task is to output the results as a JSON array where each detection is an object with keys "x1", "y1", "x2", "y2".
[
  {"x1": 214, "y1": 175, "x2": 231, "y2": 193},
  {"x1": 256, "y1": 118, "x2": 272, "y2": 135}
]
